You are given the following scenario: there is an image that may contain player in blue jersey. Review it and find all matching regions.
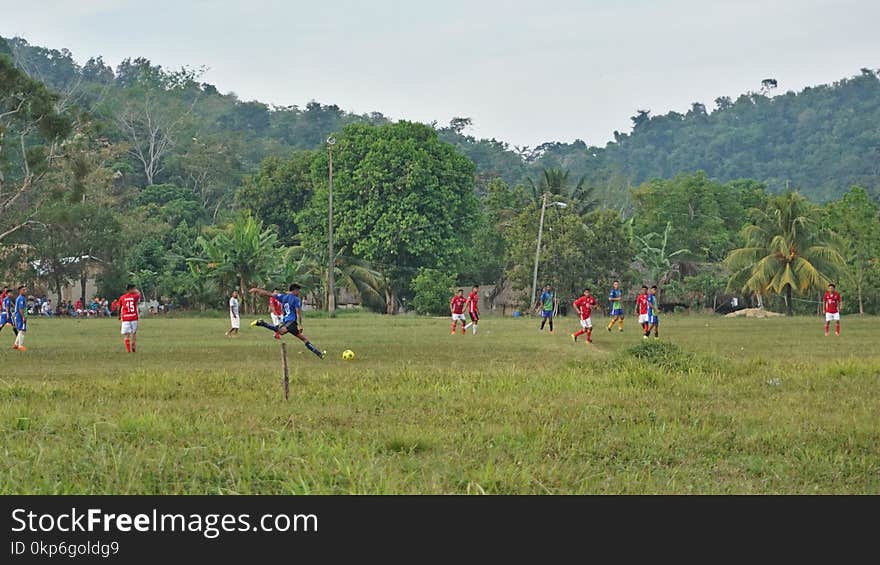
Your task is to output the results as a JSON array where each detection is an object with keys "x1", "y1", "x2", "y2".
[
  {"x1": 12, "y1": 285, "x2": 28, "y2": 351},
  {"x1": 644, "y1": 285, "x2": 660, "y2": 339},
  {"x1": 249, "y1": 284, "x2": 325, "y2": 359},
  {"x1": 0, "y1": 286, "x2": 15, "y2": 340},
  {"x1": 606, "y1": 280, "x2": 625, "y2": 333},
  {"x1": 533, "y1": 284, "x2": 558, "y2": 334}
]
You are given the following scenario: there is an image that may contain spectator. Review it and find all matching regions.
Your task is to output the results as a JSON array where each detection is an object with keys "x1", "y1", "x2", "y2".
[
  {"x1": 74, "y1": 298, "x2": 83, "y2": 317},
  {"x1": 110, "y1": 298, "x2": 119, "y2": 316},
  {"x1": 41, "y1": 299, "x2": 52, "y2": 316},
  {"x1": 101, "y1": 298, "x2": 110, "y2": 317}
]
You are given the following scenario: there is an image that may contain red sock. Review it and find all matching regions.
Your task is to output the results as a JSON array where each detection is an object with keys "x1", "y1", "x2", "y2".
[
  {"x1": 124, "y1": 337, "x2": 131, "y2": 352},
  {"x1": 574, "y1": 329, "x2": 586, "y2": 338},
  {"x1": 836, "y1": 322, "x2": 840, "y2": 335}
]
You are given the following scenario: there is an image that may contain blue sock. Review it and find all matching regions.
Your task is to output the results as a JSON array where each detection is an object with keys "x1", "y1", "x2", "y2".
[
  {"x1": 257, "y1": 320, "x2": 278, "y2": 332},
  {"x1": 305, "y1": 342, "x2": 321, "y2": 356}
]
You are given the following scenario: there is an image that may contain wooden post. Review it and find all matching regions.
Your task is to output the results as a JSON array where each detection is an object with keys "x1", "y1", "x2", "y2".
[{"x1": 280, "y1": 342, "x2": 289, "y2": 401}]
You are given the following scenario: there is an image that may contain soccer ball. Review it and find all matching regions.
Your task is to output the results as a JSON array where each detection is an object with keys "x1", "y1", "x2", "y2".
[{"x1": 342, "y1": 349, "x2": 355, "y2": 361}]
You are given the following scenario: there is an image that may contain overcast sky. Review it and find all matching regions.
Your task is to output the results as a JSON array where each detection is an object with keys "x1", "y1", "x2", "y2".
[{"x1": 3, "y1": 0, "x2": 879, "y2": 147}]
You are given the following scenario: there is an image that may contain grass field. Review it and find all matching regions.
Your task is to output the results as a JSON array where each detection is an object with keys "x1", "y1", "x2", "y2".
[{"x1": 1, "y1": 313, "x2": 878, "y2": 494}]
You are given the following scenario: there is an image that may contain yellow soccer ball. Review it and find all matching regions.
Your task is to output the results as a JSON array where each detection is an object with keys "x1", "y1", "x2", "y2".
[{"x1": 342, "y1": 349, "x2": 355, "y2": 361}]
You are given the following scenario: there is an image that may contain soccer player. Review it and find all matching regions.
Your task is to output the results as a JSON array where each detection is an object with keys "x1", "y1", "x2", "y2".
[
  {"x1": 571, "y1": 288, "x2": 598, "y2": 344},
  {"x1": 269, "y1": 288, "x2": 283, "y2": 331},
  {"x1": 11, "y1": 286, "x2": 28, "y2": 351},
  {"x1": 635, "y1": 285, "x2": 649, "y2": 335},
  {"x1": 450, "y1": 289, "x2": 467, "y2": 335},
  {"x1": 535, "y1": 284, "x2": 557, "y2": 333},
  {"x1": 607, "y1": 280, "x2": 625, "y2": 332},
  {"x1": 464, "y1": 285, "x2": 480, "y2": 335},
  {"x1": 644, "y1": 285, "x2": 660, "y2": 339},
  {"x1": 249, "y1": 284, "x2": 325, "y2": 359},
  {"x1": 118, "y1": 284, "x2": 141, "y2": 352},
  {"x1": 226, "y1": 290, "x2": 241, "y2": 337},
  {"x1": 0, "y1": 286, "x2": 15, "y2": 340},
  {"x1": 823, "y1": 283, "x2": 842, "y2": 337}
]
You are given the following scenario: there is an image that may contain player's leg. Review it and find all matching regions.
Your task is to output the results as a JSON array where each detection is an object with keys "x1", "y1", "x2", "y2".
[
  {"x1": 253, "y1": 319, "x2": 280, "y2": 333},
  {"x1": 835, "y1": 314, "x2": 840, "y2": 336},
  {"x1": 617, "y1": 314, "x2": 624, "y2": 331},
  {"x1": 472, "y1": 312, "x2": 478, "y2": 334},
  {"x1": 824, "y1": 314, "x2": 830, "y2": 336},
  {"x1": 652, "y1": 320, "x2": 659, "y2": 338},
  {"x1": 548, "y1": 315, "x2": 554, "y2": 334},
  {"x1": 130, "y1": 330, "x2": 137, "y2": 352},
  {"x1": 607, "y1": 316, "x2": 616, "y2": 332},
  {"x1": 451, "y1": 315, "x2": 457, "y2": 334},
  {"x1": 14, "y1": 316, "x2": 26, "y2": 350},
  {"x1": 540, "y1": 314, "x2": 547, "y2": 331},
  {"x1": 293, "y1": 328, "x2": 324, "y2": 359}
]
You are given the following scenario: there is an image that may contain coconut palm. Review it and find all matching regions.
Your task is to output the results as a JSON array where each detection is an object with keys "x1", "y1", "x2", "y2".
[
  {"x1": 189, "y1": 214, "x2": 281, "y2": 313},
  {"x1": 527, "y1": 168, "x2": 596, "y2": 215},
  {"x1": 724, "y1": 191, "x2": 845, "y2": 315}
]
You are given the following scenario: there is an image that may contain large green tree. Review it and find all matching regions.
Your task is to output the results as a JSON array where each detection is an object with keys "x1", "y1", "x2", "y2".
[
  {"x1": 299, "y1": 121, "x2": 478, "y2": 313},
  {"x1": 725, "y1": 192, "x2": 846, "y2": 315}
]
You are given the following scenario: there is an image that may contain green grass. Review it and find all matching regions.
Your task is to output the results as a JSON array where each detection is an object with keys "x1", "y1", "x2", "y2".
[{"x1": 1, "y1": 313, "x2": 878, "y2": 494}]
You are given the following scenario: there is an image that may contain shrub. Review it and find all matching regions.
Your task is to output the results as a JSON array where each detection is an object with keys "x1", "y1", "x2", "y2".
[{"x1": 410, "y1": 268, "x2": 457, "y2": 315}]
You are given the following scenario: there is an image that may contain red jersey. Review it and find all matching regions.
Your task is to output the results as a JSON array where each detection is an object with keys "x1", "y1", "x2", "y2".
[
  {"x1": 269, "y1": 295, "x2": 282, "y2": 316},
  {"x1": 636, "y1": 294, "x2": 649, "y2": 315},
  {"x1": 450, "y1": 295, "x2": 467, "y2": 315},
  {"x1": 823, "y1": 291, "x2": 841, "y2": 314},
  {"x1": 118, "y1": 292, "x2": 140, "y2": 322},
  {"x1": 573, "y1": 295, "x2": 597, "y2": 320},
  {"x1": 467, "y1": 291, "x2": 479, "y2": 314}
]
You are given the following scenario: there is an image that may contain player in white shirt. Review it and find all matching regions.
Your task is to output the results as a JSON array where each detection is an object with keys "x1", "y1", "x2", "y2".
[{"x1": 226, "y1": 290, "x2": 241, "y2": 337}]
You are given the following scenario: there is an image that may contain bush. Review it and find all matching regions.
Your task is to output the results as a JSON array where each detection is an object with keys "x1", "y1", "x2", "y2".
[
  {"x1": 410, "y1": 268, "x2": 457, "y2": 316},
  {"x1": 625, "y1": 340, "x2": 695, "y2": 371}
]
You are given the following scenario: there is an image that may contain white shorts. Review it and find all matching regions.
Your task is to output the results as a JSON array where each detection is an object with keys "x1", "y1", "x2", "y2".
[
  {"x1": 271, "y1": 313, "x2": 282, "y2": 326},
  {"x1": 121, "y1": 320, "x2": 138, "y2": 335},
  {"x1": 230, "y1": 315, "x2": 240, "y2": 329},
  {"x1": 580, "y1": 317, "x2": 592, "y2": 329},
  {"x1": 638, "y1": 314, "x2": 648, "y2": 324},
  {"x1": 825, "y1": 313, "x2": 840, "y2": 322},
  {"x1": 452, "y1": 313, "x2": 466, "y2": 321}
]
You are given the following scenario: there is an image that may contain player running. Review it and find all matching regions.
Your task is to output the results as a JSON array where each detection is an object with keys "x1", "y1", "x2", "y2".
[
  {"x1": 118, "y1": 284, "x2": 141, "y2": 352},
  {"x1": 226, "y1": 290, "x2": 241, "y2": 337},
  {"x1": 607, "y1": 280, "x2": 625, "y2": 333},
  {"x1": 571, "y1": 288, "x2": 598, "y2": 344},
  {"x1": 644, "y1": 285, "x2": 660, "y2": 339},
  {"x1": 823, "y1": 283, "x2": 842, "y2": 337},
  {"x1": 450, "y1": 289, "x2": 467, "y2": 335},
  {"x1": 534, "y1": 284, "x2": 557, "y2": 333},
  {"x1": 635, "y1": 285, "x2": 649, "y2": 335},
  {"x1": 249, "y1": 284, "x2": 325, "y2": 359},
  {"x1": 464, "y1": 285, "x2": 480, "y2": 335},
  {"x1": 11, "y1": 286, "x2": 27, "y2": 351}
]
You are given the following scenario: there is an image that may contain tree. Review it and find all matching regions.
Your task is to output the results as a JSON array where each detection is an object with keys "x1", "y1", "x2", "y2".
[
  {"x1": 0, "y1": 44, "x2": 71, "y2": 242},
  {"x1": 824, "y1": 186, "x2": 880, "y2": 314},
  {"x1": 410, "y1": 268, "x2": 457, "y2": 315},
  {"x1": 634, "y1": 221, "x2": 691, "y2": 286},
  {"x1": 190, "y1": 214, "x2": 281, "y2": 313},
  {"x1": 299, "y1": 122, "x2": 478, "y2": 314},
  {"x1": 725, "y1": 192, "x2": 845, "y2": 315},
  {"x1": 527, "y1": 168, "x2": 595, "y2": 215},
  {"x1": 582, "y1": 208, "x2": 637, "y2": 292}
]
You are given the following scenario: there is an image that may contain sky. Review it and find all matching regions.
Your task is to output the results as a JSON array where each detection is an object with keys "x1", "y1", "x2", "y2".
[{"x1": 2, "y1": 0, "x2": 879, "y2": 147}]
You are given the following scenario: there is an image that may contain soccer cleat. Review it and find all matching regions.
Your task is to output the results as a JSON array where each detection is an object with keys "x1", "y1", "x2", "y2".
[
  {"x1": 451, "y1": 330, "x2": 456, "y2": 335},
  {"x1": 643, "y1": 335, "x2": 648, "y2": 339},
  {"x1": 549, "y1": 330, "x2": 554, "y2": 335},
  {"x1": 17, "y1": 345, "x2": 26, "y2": 351},
  {"x1": 12, "y1": 344, "x2": 19, "y2": 350},
  {"x1": 571, "y1": 333, "x2": 577, "y2": 343},
  {"x1": 607, "y1": 326, "x2": 612, "y2": 332},
  {"x1": 274, "y1": 331, "x2": 281, "y2": 340},
  {"x1": 250, "y1": 319, "x2": 260, "y2": 328},
  {"x1": 319, "y1": 350, "x2": 327, "y2": 359}
]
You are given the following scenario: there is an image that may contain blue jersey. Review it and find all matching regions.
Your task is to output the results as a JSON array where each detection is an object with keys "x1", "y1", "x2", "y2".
[
  {"x1": 646, "y1": 294, "x2": 659, "y2": 322},
  {"x1": 14, "y1": 295, "x2": 27, "y2": 316},
  {"x1": 273, "y1": 293, "x2": 302, "y2": 324},
  {"x1": 1, "y1": 295, "x2": 11, "y2": 318},
  {"x1": 609, "y1": 288, "x2": 623, "y2": 314},
  {"x1": 540, "y1": 291, "x2": 555, "y2": 312}
]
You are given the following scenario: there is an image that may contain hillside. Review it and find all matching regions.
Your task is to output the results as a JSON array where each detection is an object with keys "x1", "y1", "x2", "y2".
[{"x1": 6, "y1": 35, "x2": 880, "y2": 202}]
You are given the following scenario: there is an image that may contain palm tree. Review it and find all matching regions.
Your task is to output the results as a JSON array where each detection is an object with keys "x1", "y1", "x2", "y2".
[
  {"x1": 724, "y1": 192, "x2": 845, "y2": 315},
  {"x1": 634, "y1": 221, "x2": 691, "y2": 284},
  {"x1": 189, "y1": 214, "x2": 281, "y2": 313},
  {"x1": 527, "y1": 168, "x2": 595, "y2": 215}
]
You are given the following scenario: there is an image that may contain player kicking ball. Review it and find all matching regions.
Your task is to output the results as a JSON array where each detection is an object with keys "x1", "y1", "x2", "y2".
[
  {"x1": 823, "y1": 283, "x2": 842, "y2": 337},
  {"x1": 450, "y1": 289, "x2": 467, "y2": 335},
  {"x1": 118, "y1": 284, "x2": 141, "y2": 352},
  {"x1": 571, "y1": 288, "x2": 598, "y2": 344},
  {"x1": 249, "y1": 284, "x2": 325, "y2": 359}
]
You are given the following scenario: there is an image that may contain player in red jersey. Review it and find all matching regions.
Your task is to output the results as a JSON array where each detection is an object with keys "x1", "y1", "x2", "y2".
[
  {"x1": 450, "y1": 289, "x2": 467, "y2": 335},
  {"x1": 823, "y1": 283, "x2": 842, "y2": 337},
  {"x1": 117, "y1": 284, "x2": 141, "y2": 352},
  {"x1": 464, "y1": 285, "x2": 480, "y2": 335},
  {"x1": 634, "y1": 285, "x2": 649, "y2": 334},
  {"x1": 269, "y1": 288, "x2": 283, "y2": 339},
  {"x1": 571, "y1": 288, "x2": 598, "y2": 344}
]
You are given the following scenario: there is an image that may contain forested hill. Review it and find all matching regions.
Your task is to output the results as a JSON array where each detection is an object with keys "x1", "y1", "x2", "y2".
[{"x1": 7, "y1": 35, "x2": 880, "y2": 201}]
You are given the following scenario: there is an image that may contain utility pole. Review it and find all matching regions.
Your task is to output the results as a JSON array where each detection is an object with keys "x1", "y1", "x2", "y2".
[
  {"x1": 327, "y1": 136, "x2": 336, "y2": 318},
  {"x1": 530, "y1": 192, "x2": 548, "y2": 312}
]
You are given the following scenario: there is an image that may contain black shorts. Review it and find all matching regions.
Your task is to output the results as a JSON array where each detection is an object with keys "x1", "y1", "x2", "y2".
[
  {"x1": 469, "y1": 311, "x2": 479, "y2": 322},
  {"x1": 281, "y1": 320, "x2": 301, "y2": 335}
]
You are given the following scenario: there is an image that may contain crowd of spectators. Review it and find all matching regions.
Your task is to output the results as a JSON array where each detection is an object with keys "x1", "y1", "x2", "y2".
[{"x1": 32, "y1": 296, "x2": 115, "y2": 317}]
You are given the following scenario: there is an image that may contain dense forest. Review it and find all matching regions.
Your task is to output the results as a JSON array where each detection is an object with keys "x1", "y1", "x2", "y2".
[{"x1": 1, "y1": 35, "x2": 878, "y2": 316}]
